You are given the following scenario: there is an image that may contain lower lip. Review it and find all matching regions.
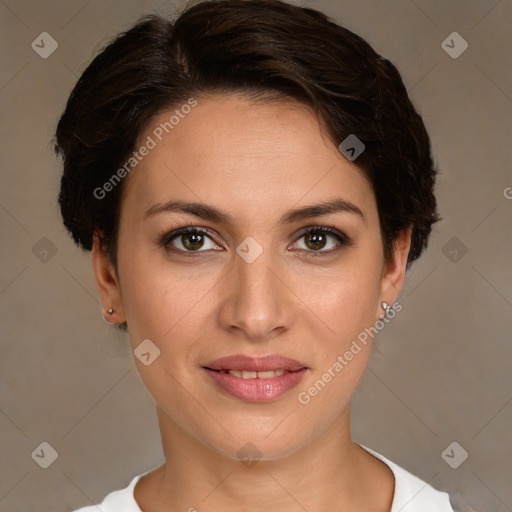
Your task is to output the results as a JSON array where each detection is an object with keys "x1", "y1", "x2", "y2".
[{"x1": 203, "y1": 368, "x2": 308, "y2": 402}]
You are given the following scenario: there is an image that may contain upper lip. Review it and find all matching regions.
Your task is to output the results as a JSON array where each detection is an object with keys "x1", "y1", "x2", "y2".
[{"x1": 203, "y1": 354, "x2": 307, "y2": 372}]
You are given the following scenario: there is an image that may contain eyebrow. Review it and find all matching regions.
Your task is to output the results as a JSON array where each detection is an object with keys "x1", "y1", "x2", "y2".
[{"x1": 144, "y1": 197, "x2": 366, "y2": 225}]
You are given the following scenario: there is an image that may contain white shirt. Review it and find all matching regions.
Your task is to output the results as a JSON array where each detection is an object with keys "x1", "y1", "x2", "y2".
[{"x1": 71, "y1": 446, "x2": 455, "y2": 511}]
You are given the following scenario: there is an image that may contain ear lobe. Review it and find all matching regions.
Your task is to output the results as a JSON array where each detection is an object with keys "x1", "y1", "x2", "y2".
[
  {"x1": 379, "y1": 226, "x2": 412, "y2": 304},
  {"x1": 91, "y1": 232, "x2": 125, "y2": 323}
]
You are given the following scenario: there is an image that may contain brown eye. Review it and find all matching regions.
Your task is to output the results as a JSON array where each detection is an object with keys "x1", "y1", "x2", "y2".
[
  {"x1": 161, "y1": 227, "x2": 222, "y2": 253},
  {"x1": 293, "y1": 226, "x2": 350, "y2": 254},
  {"x1": 304, "y1": 231, "x2": 329, "y2": 250},
  {"x1": 181, "y1": 232, "x2": 205, "y2": 250}
]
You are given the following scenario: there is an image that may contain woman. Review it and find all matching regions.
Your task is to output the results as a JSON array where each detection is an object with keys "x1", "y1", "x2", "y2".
[{"x1": 56, "y1": 0, "x2": 464, "y2": 510}]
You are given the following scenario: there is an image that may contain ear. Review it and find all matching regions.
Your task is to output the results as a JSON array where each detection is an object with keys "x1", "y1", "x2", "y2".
[
  {"x1": 91, "y1": 231, "x2": 125, "y2": 324},
  {"x1": 377, "y1": 226, "x2": 412, "y2": 318}
]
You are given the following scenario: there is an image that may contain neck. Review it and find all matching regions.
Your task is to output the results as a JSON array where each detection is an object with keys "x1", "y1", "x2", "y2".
[{"x1": 134, "y1": 405, "x2": 394, "y2": 512}]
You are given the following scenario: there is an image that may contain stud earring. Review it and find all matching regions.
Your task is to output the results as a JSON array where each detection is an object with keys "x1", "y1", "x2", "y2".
[
  {"x1": 102, "y1": 306, "x2": 118, "y2": 325},
  {"x1": 381, "y1": 301, "x2": 391, "y2": 319}
]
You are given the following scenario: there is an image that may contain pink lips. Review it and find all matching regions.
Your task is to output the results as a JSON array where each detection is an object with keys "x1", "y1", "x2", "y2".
[{"x1": 203, "y1": 354, "x2": 308, "y2": 403}]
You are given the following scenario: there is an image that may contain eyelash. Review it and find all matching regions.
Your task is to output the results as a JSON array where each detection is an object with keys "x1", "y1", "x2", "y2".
[{"x1": 158, "y1": 225, "x2": 352, "y2": 258}]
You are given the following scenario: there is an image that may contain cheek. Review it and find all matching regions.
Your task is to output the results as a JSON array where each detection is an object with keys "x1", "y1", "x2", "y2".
[
  {"x1": 116, "y1": 246, "x2": 174, "y2": 342},
  {"x1": 293, "y1": 256, "x2": 382, "y2": 343},
  {"x1": 122, "y1": 279, "x2": 186, "y2": 349},
  {"x1": 293, "y1": 267, "x2": 381, "y2": 419},
  {"x1": 117, "y1": 246, "x2": 218, "y2": 349}
]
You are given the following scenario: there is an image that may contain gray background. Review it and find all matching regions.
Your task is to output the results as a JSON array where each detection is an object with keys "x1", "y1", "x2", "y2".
[{"x1": 1, "y1": 0, "x2": 511, "y2": 510}]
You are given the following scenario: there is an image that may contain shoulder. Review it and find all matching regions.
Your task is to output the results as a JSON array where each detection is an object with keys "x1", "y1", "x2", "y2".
[
  {"x1": 69, "y1": 469, "x2": 152, "y2": 512},
  {"x1": 359, "y1": 444, "x2": 455, "y2": 512}
]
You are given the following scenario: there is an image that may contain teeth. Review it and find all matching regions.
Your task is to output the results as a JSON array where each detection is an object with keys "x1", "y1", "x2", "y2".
[
  {"x1": 256, "y1": 370, "x2": 277, "y2": 379},
  {"x1": 224, "y1": 369, "x2": 288, "y2": 379}
]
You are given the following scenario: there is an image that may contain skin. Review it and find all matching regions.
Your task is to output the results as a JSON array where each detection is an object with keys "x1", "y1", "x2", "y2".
[{"x1": 92, "y1": 94, "x2": 412, "y2": 512}]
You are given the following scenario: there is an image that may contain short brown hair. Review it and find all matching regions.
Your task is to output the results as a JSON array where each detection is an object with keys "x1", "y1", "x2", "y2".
[{"x1": 55, "y1": 0, "x2": 440, "y2": 273}]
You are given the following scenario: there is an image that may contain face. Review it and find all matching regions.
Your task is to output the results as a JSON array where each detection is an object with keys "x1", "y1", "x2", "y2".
[{"x1": 93, "y1": 94, "x2": 410, "y2": 461}]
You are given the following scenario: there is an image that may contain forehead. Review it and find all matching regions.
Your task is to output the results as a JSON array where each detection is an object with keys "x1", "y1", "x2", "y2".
[{"x1": 120, "y1": 94, "x2": 377, "y2": 225}]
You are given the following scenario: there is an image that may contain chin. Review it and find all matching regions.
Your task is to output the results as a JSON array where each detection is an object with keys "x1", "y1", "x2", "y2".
[{"x1": 198, "y1": 421, "x2": 310, "y2": 464}]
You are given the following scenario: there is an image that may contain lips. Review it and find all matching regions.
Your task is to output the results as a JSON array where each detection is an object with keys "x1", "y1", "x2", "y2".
[{"x1": 202, "y1": 354, "x2": 308, "y2": 402}]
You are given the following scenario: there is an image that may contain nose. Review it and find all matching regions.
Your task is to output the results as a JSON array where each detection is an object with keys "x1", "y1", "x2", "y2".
[{"x1": 217, "y1": 239, "x2": 293, "y2": 342}]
